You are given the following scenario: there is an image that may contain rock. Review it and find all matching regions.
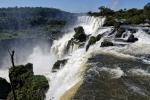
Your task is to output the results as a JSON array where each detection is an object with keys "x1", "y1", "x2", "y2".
[
  {"x1": 86, "y1": 34, "x2": 103, "y2": 51},
  {"x1": 0, "y1": 77, "x2": 11, "y2": 99},
  {"x1": 96, "y1": 34, "x2": 102, "y2": 41},
  {"x1": 128, "y1": 29, "x2": 137, "y2": 33},
  {"x1": 7, "y1": 63, "x2": 49, "y2": 100},
  {"x1": 127, "y1": 34, "x2": 138, "y2": 42},
  {"x1": 101, "y1": 40, "x2": 114, "y2": 47},
  {"x1": 86, "y1": 36, "x2": 97, "y2": 51},
  {"x1": 74, "y1": 26, "x2": 87, "y2": 42},
  {"x1": 115, "y1": 28, "x2": 126, "y2": 38},
  {"x1": 52, "y1": 59, "x2": 68, "y2": 72}
]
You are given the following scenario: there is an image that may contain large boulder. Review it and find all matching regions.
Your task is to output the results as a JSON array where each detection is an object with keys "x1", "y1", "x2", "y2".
[
  {"x1": 74, "y1": 26, "x2": 87, "y2": 42},
  {"x1": 52, "y1": 59, "x2": 68, "y2": 72},
  {"x1": 101, "y1": 40, "x2": 114, "y2": 47},
  {"x1": 0, "y1": 77, "x2": 11, "y2": 99},
  {"x1": 127, "y1": 34, "x2": 138, "y2": 42},
  {"x1": 7, "y1": 63, "x2": 49, "y2": 100}
]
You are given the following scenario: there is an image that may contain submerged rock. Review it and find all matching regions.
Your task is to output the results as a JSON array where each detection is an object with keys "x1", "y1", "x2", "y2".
[
  {"x1": 127, "y1": 34, "x2": 138, "y2": 42},
  {"x1": 74, "y1": 26, "x2": 87, "y2": 42},
  {"x1": 52, "y1": 59, "x2": 68, "y2": 72},
  {"x1": 7, "y1": 63, "x2": 49, "y2": 100},
  {"x1": 0, "y1": 77, "x2": 11, "y2": 99},
  {"x1": 101, "y1": 40, "x2": 114, "y2": 47}
]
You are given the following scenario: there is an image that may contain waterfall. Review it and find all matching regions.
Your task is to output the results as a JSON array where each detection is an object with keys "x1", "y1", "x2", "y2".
[
  {"x1": 46, "y1": 14, "x2": 150, "y2": 100},
  {"x1": 46, "y1": 16, "x2": 105, "y2": 100}
]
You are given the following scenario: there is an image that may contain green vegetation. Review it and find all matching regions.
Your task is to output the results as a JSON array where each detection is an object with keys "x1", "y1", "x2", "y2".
[
  {"x1": 0, "y1": 7, "x2": 68, "y2": 40},
  {"x1": 7, "y1": 63, "x2": 49, "y2": 100},
  {"x1": 0, "y1": 77, "x2": 11, "y2": 99},
  {"x1": 88, "y1": 2, "x2": 150, "y2": 26}
]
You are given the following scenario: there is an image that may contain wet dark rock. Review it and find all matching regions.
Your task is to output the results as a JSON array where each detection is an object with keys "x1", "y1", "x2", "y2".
[
  {"x1": 0, "y1": 77, "x2": 11, "y2": 99},
  {"x1": 96, "y1": 34, "x2": 102, "y2": 41},
  {"x1": 7, "y1": 63, "x2": 49, "y2": 100},
  {"x1": 86, "y1": 36, "x2": 97, "y2": 51},
  {"x1": 101, "y1": 40, "x2": 114, "y2": 47},
  {"x1": 74, "y1": 26, "x2": 87, "y2": 42},
  {"x1": 127, "y1": 34, "x2": 138, "y2": 42},
  {"x1": 128, "y1": 29, "x2": 137, "y2": 33},
  {"x1": 65, "y1": 26, "x2": 88, "y2": 53},
  {"x1": 52, "y1": 59, "x2": 68, "y2": 72},
  {"x1": 86, "y1": 34, "x2": 102, "y2": 51},
  {"x1": 115, "y1": 28, "x2": 126, "y2": 38}
]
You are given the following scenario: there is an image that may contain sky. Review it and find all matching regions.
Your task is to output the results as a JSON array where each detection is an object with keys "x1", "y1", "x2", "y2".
[{"x1": 0, "y1": 0, "x2": 149, "y2": 13}]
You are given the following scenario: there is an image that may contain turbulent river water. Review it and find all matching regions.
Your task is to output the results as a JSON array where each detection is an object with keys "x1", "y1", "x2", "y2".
[{"x1": 0, "y1": 15, "x2": 150, "y2": 100}]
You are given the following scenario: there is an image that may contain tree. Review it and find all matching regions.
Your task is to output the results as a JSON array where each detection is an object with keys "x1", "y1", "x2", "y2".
[{"x1": 98, "y1": 6, "x2": 114, "y2": 16}]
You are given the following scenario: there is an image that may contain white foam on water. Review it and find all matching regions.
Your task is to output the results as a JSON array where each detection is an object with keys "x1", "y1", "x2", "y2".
[
  {"x1": 100, "y1": 67, "x2": 124, "y2": 79},
  {"x1": 128, "y1": 69, "x2": 150, "y2": 76}
]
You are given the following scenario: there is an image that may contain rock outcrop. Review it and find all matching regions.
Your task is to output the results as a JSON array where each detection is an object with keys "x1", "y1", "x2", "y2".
[
  {"x1": 52, "y1": 59, "x2": 68, "y2": 72},
  {"x1": 101, "y1": 40, "x2": 114, "y2": 47},
  {"x1": 86, "y1": 34, "x2": 102, "y2": 51},
  {"x1": 74, "y1": 26, "x2": 87, "y2": 42},
  {"x1": 7, "y1": 63, "x2": 49, "y2": 100},
  {"x1": 126, "y1": 34, "x2": 138, "y2": 42}
]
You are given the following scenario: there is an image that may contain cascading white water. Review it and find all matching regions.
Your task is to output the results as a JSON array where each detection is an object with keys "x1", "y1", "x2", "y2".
[
  {"x1": 46, "y1": 14, "x2": 150, "y2": 100},
  {"x1": 51, "y1": 16, "x2": 105, "y2": 59},
  {"x1": 46, "y1": 16, "x2": 105, "y2": 100}
]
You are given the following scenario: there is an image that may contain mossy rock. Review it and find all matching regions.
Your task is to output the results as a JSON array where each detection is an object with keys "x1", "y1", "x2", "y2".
[
  {"x1": 9, "y1": 63, "x2": 33, "y2": 88},
  {"x1": 0, "y1": 77, "x2": 11, "y2": 99},
  {"x1": 74, "y1": 26, "x2": 87, "y2": 42},
  {"x1": 52, "y1": 59, "x2": 68, "y2": 72},
  {"x1": 86, "y1": 36, "x2": 97, "y2": 51},
  {"x1": 7, "y1": 63, "x2": 49, "y2": 100},
  {"x1": 86, "y1": 34, "x2": 102, "y2": 51}
]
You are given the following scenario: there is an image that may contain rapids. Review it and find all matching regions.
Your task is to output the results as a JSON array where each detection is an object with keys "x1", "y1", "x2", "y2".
[{"x1": 46, "y1": 15, "x2": 150, "y2": 100}]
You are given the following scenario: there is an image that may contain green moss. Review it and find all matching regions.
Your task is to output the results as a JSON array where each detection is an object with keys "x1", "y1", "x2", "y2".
[{"x1": 7, "y1": 63, "x2": 49, "y2": 100}]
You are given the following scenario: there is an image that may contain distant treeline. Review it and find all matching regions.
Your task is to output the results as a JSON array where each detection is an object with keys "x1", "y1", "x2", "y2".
[
  {"x1": 0, "y1": 7, "x2": 71, "y2": 31},
  {"x1": 88, "y1": 2, "x2": 150, "y2": 26}
]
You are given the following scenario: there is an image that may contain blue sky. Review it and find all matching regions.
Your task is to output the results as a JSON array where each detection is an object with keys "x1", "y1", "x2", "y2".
[{"x1": 0, "y1": 0, "x2": 149, "y2": 12}]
